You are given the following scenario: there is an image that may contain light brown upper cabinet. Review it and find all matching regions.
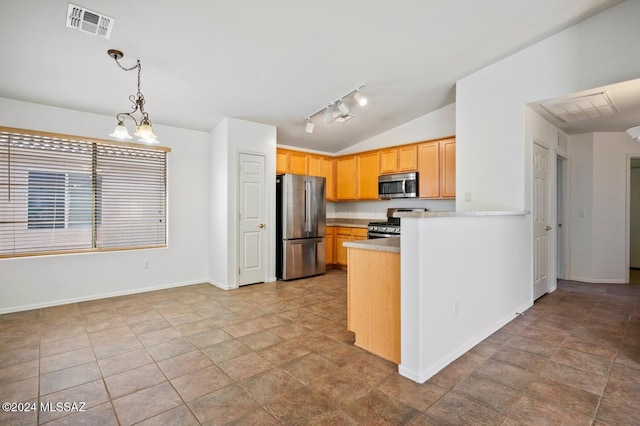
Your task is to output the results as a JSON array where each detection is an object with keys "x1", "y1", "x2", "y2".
[
  {"x1": 289, "y1": 151, "x2": 308, "y2": 175},
  {"x1": 336, "y1": 156, "x2": 357, "y2": 200},
  {"x1": 418, "y1": 138, "x2": 456, "y2": 199},
  {"x1": 398, "y1": 145, "x2": 418, "y2": 172},
  {"x1": 379, "y1": 145, "x2": 418, "y2": 175},
  {"x1": 440, "y1": 138, "x2": 456, "y2": 198},
  {"x1": 356, "y1": 151, "x2": 379, "y2": 200},
  {"x1": 276, "y1": 149, "x2": 289, "y2": 174},
  {"x1": 277, "y1": 149, "x2": 336, "y2": 201}
]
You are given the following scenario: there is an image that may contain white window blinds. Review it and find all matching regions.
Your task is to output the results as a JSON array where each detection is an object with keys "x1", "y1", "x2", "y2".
[{"x1": 0, "y1": 127, "x2": 169, "y2": 257}]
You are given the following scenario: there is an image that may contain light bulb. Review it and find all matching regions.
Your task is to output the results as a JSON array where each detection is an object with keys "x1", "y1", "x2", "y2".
[{"x1": 354, "y1": 91, "x2": 368, "y2": 106}]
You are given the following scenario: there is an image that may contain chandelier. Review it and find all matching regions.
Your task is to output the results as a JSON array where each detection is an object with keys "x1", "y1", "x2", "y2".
[{"x1": 107, "y1": 49, "x2": 158, "y2": 144}]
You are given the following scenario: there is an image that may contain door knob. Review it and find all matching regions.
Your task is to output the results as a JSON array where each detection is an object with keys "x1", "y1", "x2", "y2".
[
  {"x1": 258, "y1": 224, "x2": 265, "y2": 229},
  {"x1": 545, "y1": 225, "x2": 552, "y2": 231}
]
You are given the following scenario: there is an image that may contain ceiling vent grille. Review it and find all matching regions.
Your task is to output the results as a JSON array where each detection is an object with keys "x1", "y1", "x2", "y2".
[
  {"x1": 66, "y1": 3, "x2": 114, "y2": 39},
  {"x1": 540, "y1": 92, "x2": 619, "y2": 123}
]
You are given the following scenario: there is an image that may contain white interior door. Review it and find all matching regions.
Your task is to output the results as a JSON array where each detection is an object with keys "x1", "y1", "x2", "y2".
[
  {"x1": 238, "y1": 152, "x2": 266, "y2": 286},
  {"x1": 533, "y1": 142, "x2": 551, "y2": 299}
]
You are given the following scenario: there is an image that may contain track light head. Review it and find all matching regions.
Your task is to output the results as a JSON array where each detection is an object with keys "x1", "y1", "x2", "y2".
[
  {"x1": 325, "y1": 107, "x2": 336, "y2": 124},
  {"x1": 305, "y1": 119, "x2": 314, "y2": 134},
  {"x1": 337, "y1": 100, "x2": 350, "y2": 115},
  {"x1": 354, "y1": 91, "x2": 368, "y2": 106}
]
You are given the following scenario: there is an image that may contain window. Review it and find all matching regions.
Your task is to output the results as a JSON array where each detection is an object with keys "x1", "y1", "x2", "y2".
[{"x1": 0, "y1": 127, "x2": 170, "y2": 257}]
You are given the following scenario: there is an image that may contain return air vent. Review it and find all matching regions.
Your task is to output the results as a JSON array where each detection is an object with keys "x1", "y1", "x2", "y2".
[
  {"x1": 540, "y1": 92, "x2": 619, "y2": 123},
  {"x1": 66, "y1": 3, "x2": 114, "y2": 39}
]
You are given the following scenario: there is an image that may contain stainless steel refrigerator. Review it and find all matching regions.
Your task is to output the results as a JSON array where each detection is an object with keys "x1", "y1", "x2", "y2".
[{"x1": 276, "y1": 174, "x2": 326, "y2": 280}]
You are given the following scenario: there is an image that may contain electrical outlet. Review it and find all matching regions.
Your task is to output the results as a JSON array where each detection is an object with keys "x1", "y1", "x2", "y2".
[
  {"x1": 144, "y1": 260, "x2": 150, "y2": 269},
  {"x1": 465, "y1": 192, "x2": 472, "y2": 202}
]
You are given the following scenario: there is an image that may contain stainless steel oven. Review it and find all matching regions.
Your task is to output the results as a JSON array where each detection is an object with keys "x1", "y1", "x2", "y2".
[{"x1": 367, "y1": 207, "x2": 428, "y2": 239}]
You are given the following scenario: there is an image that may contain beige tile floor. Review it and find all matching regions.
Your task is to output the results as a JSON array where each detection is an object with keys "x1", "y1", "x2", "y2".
[{"x1": 0, "y1": 269, "x2": 639, "y2": 425}]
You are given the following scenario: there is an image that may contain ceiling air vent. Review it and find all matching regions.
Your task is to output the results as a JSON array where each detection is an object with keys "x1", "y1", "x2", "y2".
[
  {"x1": 66, "y1": 3, "x2": 114, "y2": 39},
  {"x1": 540, "y1": 92, "x2": 619, "y2": 123}
]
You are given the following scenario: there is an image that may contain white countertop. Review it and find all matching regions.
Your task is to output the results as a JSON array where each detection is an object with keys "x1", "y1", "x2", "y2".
[
  {"x1": 343, "y1": 237, "x2": 400, "y2": 253},
  {"x1": 394, "y1": 210, "x2": 528, "y2": 218}
]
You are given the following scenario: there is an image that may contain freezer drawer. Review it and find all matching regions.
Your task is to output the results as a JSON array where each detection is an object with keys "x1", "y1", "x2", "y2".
[{"x1": 281, "y1": 238, "x2": 326, "y2": 280}]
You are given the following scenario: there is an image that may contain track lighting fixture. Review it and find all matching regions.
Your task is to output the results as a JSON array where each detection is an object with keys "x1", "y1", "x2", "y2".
[
  {"x1": 304, "y1": 84, "x2": 367, "y2": 134},
  {"x1": 107, "y1": 49, "x2": 158, "y2": 144}
]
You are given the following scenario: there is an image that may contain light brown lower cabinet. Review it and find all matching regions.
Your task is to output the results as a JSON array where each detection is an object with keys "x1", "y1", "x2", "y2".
[
  {"x1": 347, "y1": 247, "x2": 400, "y2": 364},
  {"x1": 334, "y1": 227, "x2": 368, "y2": 267}
]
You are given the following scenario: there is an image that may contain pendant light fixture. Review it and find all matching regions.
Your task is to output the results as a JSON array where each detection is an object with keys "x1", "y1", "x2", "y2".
[
  {"x1": 627, "y1": 125, "x2": 640, "y2": 141},
  {"x1": 107, "y1": 49, "x2": 158, "y2": 144},
  {"x1": 303, "y1": 84, "x2": 367, "y2": 134}
]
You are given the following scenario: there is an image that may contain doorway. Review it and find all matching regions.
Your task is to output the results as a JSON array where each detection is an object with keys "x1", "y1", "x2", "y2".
[
  {"x1": 556, "y1": 155, "x2": 567, "y2": 279},
  {"x1": 629, "y1": 157, "x2": 640, "y2": 282}
]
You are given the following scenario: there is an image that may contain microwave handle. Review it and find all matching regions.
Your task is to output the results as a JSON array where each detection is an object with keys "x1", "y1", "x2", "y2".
[{"x1": 402, "y1": 179, "x2": 406, "y2": 195}]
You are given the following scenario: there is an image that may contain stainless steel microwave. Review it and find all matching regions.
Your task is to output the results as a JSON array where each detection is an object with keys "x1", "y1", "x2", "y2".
[{"x1": 378, "y1": 172, "x2": 419, "y2": 199}]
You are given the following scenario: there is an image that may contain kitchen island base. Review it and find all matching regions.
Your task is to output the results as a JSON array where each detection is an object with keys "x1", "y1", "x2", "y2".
[{"x1": 346, "y1": 244, "x2": 400, "y2": 364}]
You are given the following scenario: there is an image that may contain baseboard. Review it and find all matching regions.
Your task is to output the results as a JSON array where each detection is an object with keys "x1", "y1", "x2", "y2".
[
  {"x1": 567, "y1": 276, "x2": 627, "y2": 284},
  {"x1": 0, "y1": 279, "x2": 208, "y2": 315},
  {"x1": 399, "y1": 302, "x2": 533, "y2": 384}
]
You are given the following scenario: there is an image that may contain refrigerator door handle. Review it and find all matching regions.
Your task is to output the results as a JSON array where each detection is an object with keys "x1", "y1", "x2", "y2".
[{"x1": 305, "y1": 180, "x2": 312, "y2": 233}]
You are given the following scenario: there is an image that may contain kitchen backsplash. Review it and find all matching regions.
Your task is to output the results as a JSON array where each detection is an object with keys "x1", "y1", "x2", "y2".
[{"x1": 327, "y1": 198, "x2": 455, "y2": 219}]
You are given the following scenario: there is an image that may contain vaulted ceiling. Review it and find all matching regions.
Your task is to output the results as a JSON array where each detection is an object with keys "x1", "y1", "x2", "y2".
[{"x1": 0, "y1": 0, "x2": 624, "y2": 152}]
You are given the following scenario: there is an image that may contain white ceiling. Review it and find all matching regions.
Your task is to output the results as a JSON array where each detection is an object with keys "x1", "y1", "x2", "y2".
[{"x1": 0, "y1": 0, "x2": 625, "y2": 153}]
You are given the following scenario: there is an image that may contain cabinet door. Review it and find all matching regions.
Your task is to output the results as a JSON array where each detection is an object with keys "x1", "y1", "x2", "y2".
[
  {"x1": 398, "y1": 145, "x2": 418, "y2": 172},
  {"x1": 276, "y1": 149, "x2": 289, "y2": 174},
  {"x1": 336, "y1": 230, "x2": 351, "y2": 266},
  {"x1": 351, "y1": 228, "x2": 368, "y2": 241},
  {"x1": 418, "y1": 142, "x2": 440, "y2": 198},
  {"x1": 326, "y1": 226, "x2": 334, "y2": 265},
  {"x1": 289, "y1": 152, "x2": 308, "y2": 175},
  {"x1": 307, "y1": 155, "x2": 321, "y2": 177},
  {"x1": 440, "y1": 139, "x2": 456, "y2": 198},
  {"x1": 357, "y1": 152, "x2": 379, "y2": 200},
  {"x1": 336, "y1": 157, "x2": 357, "y2": 200},
  {"x1": 320, "y1": 157, "x2": 335, "y2": 201},
  {"x1": 378, "y1": 149, "x2": 398, "y2": 175}
]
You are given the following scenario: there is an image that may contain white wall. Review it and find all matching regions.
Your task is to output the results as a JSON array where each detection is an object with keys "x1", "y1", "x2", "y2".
[
  {"x1": 568, "y1": 132, "x2": 640, "y2": 283},
  {"x1": 336, "y1": 103, "x2": 456, "y2": 156},
  {"x1": 0, "y1": 97, "x2": 210, "y2": 313},
  {"x1": 208, "y1": 117, "x2": 277, "y2": 289},
  {"x1": 457, "y1": 0, "x2": 640, "y2": 212}
]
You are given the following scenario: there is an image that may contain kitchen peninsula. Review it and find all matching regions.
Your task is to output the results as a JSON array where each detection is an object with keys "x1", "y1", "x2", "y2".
[
  {"x1": 343, "y1": 210, "x2": 529, "y2": 384},
  {"x1": 397, "y1": 210, "x2": 529, "y2": 383}
]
